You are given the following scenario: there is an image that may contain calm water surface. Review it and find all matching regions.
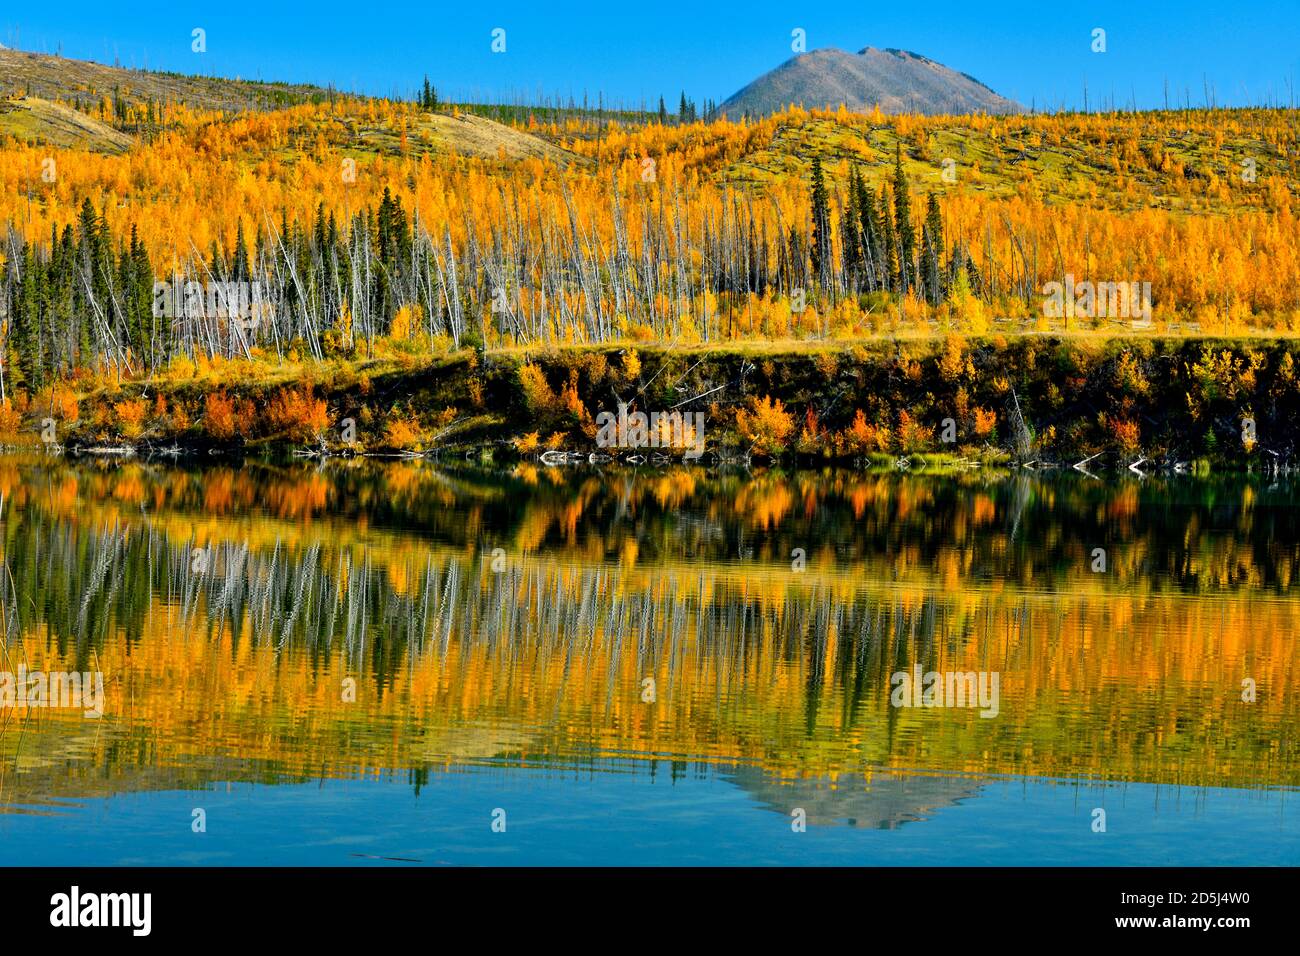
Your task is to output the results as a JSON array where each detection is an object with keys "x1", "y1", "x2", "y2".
[{"x1": 0, "y1": 457, "x2": 1295, "y2": 865}]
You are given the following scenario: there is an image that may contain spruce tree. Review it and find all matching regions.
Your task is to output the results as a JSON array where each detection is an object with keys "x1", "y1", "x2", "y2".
[
  {"x1": 892, "y1": 146, "x2": 915, "y2": 293},
  {"x1": 863, "y1": 174, "x2": 883, "y2": 287},
  {"x1": 12, "y1": 242, "x2": 44, "y2": 389},
  {"x1": 129, "y1": 228, "x2": 155, "y2": 370},
  {"x1": 787, "y1": 226, "x2": 807, "y2": 293},
  {"x1": 233, "y1": 222, "x2": 250, "y2": 282},
  {"x1": 809, "y1": 156, "x2": 831, "y2": 286},
  {"x1": 51, "y1": 225, "x2": 75, "y2": 376},
  {"x1": 859, "y1": 174, "x2": 882, "y2": 291},
  {"x1": 921, "y1": 193, "x2": 945, "y2": 304},
  {"x1": 75, "y1": 197, "x2": 109, "y2": 366},
  {"x1": 880, "y1": 185, "x2": 899, "y2": 293},
  {"x1": 841, "y1": 167, "x2": 863, "y2": 283}
]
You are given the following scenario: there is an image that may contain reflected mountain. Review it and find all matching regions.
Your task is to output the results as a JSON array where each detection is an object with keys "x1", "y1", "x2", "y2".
[{"x1": 727, "y1": 766, "x2": 986, "y2": 829}]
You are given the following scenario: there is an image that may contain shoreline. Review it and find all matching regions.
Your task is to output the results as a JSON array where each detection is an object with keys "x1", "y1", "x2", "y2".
[{"x1": 4, "y1": 334, "x2": 1295, "y2": 473}]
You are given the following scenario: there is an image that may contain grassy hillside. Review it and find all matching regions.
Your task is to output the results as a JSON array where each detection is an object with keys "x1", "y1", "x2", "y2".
[
  {"x1": 714, "y1": 109, "x2": 1289, "y2": 214},
  {"x1": 0, "y1": 47, "x2": 345, "y2": 113},
  {"x1": 314, "y1": 109, "x2": 586, "y2": 165},
  {"x1": 0, "y1": 50, "x2": 583, "y2": 163},
  {"x1": 0, "y1": 95, "x2": 133, "y2": 152}
]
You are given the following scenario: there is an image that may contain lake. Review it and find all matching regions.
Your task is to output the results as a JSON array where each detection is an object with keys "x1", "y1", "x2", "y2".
[{"x1": 0, "y1": 456, "x2": 1295, "y2": 865}]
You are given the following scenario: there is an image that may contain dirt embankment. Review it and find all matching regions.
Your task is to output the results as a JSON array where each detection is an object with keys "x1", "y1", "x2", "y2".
[{"x1": 34, "y1": 336, "x2": 1300, "y2": 470}]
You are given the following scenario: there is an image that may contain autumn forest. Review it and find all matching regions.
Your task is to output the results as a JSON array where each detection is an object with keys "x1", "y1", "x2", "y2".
[{"x1": 1, "y1": 50, "x2": 1298, "y2": 463}]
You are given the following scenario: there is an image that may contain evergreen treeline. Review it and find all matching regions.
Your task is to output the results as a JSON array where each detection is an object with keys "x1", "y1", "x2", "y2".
[
  {"x1": 4, "y1": 197, "x2": 154, "y2": 391},
  {"x1": 417, "y1": 77, "x2": 438, "y2": 111},
  {"x1": 819, "y1": 147, "x2": 967, "y2": 306},
  {"x1": 657, "y1": 92, "x2": 713, "y2": 123},
  {"x1": 2, "y1": 165, "x2": 968, "y2": 385}
]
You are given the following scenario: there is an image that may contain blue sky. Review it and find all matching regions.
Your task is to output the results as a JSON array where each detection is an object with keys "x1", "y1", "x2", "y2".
[{"x1": 4, "y1": 1, "x2": 1298, "y2": 111}]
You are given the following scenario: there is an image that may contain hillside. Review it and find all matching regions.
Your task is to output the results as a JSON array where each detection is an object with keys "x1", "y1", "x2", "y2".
[
  {"x1": 0, "y1": 95, "x2": 134, "y2": 152},
  {"x1": 0, "y1": 50, "x2": 582, "y2": 164},
  {"x1": 0, "y1": 47, "x2": 342, "y2": 112},
  {"x1": 347, "y1": 110, "x2": 585, "y2": 165},
  {"x1": 708, "y1": 109, "x2": 1275, "y2": 214},
  {"x1": 721, "y1": 47, "x2": 1022, "y2": 117}
]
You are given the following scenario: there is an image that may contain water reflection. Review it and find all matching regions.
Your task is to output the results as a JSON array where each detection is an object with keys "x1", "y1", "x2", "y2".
[
  {"x1": 727, "y1": 768, "x2": 987, "y2": 829},
  {"x1": 0, "y1": 457, "x2": 1295, "y2": 859}
]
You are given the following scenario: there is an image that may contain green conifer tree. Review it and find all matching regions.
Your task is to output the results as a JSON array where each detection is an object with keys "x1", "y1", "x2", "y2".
[
  {"x1": 809, "y1": 156, "x2": 832, "y2": 286},
  {"x1": 921, "y1": 192, "x2": 945, "y2": 304},
  {"x1": 892, "y1": 147, "x2": 915, "y2": 293}
]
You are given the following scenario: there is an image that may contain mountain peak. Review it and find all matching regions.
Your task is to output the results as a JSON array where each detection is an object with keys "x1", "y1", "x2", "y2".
[{"x1": 721, "y1": 45, "x2": 1020, "y2": 117}]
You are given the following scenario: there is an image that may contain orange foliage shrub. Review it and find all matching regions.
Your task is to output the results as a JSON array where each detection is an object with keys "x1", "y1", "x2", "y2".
[
  {"x1": 896, "y1": 410, "x2": 934, "y2": 452},
  {"x1": 114, "y1": 398, "x2": 149, "y2": 439},
  {"x1": 267, "y1": 387, "x2": 330, "y2": 441},
  {"x1": 36, "y1": 386, "x2": 80, "y2": 425},
  {"x1": 389, "y1": 304, "x2": 419, "y2": 340},
  {"x1": 57, "y1": 389, "x2": 80, "y2": 424},
  {"x1": 518, "y1": 363, "x2": 556, "y2": 415},
  {"x1": 560, "y1": 370, "x2": 588, "y2": 420},
  {"x1": 559, "y1": 370, "x2": 595, "y2": 437},
  {"x1": 837, "y1": 410, "x2": 891, "y2": 455},
  {"x1": 938, "y1": 335, "x2": 971, "y2": 381},
  {"x1": 620, "y1": 350, "x2": 642, "y2": 383},
  {"x1": 796, "y1": 406, "x2": 824, "y2": 454},
  {"x1": 467, "y1": 377, "x2": 485, "y2": 408},
  {"x1": 204, "y1": 392, "x2": 238, "y2": 440},
  {"x1": 1103, "y1": 414, "x2": 1142, "y2": 454},
  {"x1": 383, "y1": 415, "x2": 424, "y2": 449},
  {"x1": 0, "y1": 399, "x2": 21, "y2": 440},
  {"x1": 204, "y1": 391, "x2": 256, "y2": 440},
  {"x1": 170, "y1": 402, "x2": 192, "y2": 433},
  {"x1": 735, "y1": 395, "x2": 795, "y2": 455}
]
